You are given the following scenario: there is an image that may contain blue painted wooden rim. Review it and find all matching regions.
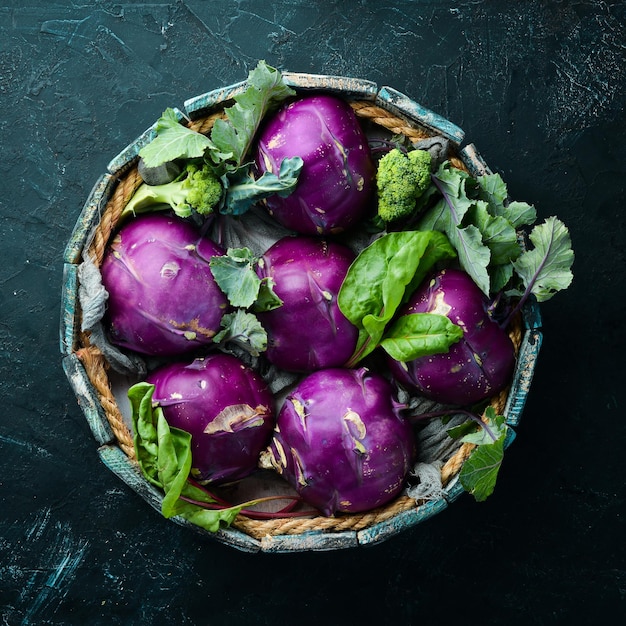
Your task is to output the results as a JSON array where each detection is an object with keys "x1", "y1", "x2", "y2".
[{"x1": 60, "y1": 73, "x2": 542, "y2": 553}]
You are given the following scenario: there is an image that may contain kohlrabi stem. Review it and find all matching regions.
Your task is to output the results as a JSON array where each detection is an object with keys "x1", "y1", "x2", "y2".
[
  {"x1": 275, "y1": 499, "x2": 301, "y2": 515},
  {"x1": 345, "y1": 304, "x2": 386, "y2": 368},
  {"x1": 502, "y1": 283, "x2": 533, "y2": 329},
  {"x1": 179, "y1": 493, "x2": 316, "y2": 520},
  {"x1": 186, "y1": 477, "x2": 232, "y2": 507},
  {"x1": 367, "y1": 138, "x2": 408, "y2": 156},
  {"x1": 503, "y1": 216, "x2": 555, "y2": 328},
  {"x1": 345, "y1": 341, "x2": 369, "y2": 369},
  {"x1": 487, "y1": 290, "x2": 503, "y2": 316},
  {"x1": 430, "y1": 174, "x2": 463, "y2": 225},
  {"x1": 410, "y1": 408, "x2": 499, "y2": 442},
  {"x1": 184, "y1": 478, "x2": 315, "y2": 518}
]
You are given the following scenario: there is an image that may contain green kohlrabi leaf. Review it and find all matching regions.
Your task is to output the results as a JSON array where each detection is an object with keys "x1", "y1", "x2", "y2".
[
  {"x1": 490, "y1": 263, "x2": 515, "y2": 294},
  {"x1": 211, "y1": 60, "x2": 296, "y2": 167},
  {"x1": 138, "y1": 108, "x2": 215, "y2": 168},
  {"x1": 209, "y1": 247, "x2": 262, "y2": 308},
  {"x1": 468, "y1": 201, "x2": 521, "y2": 266},
  {"x1": 456, "y1": 408, "x2": 509, "y2": 502},
  {"x1": 338, "y1": 230, "x2": 456, "y2": 365},
  {"x1": 459, "y1": 435, "x2": 506, "y2": 502},
  {"x1": 474, "y1": 172, "x2": 508, "y2": 208},
  {"x1": 459, "y1": 408, "x2": 508, "y2": 446},
  {"x1": 137, "y1": 61, "x2": 296, "y2": 176},
  {"x1": 209, "y1": 246, "x2": 282, "y2": 316},
  {"x1": 380, "y1": 313, "x2": 463, "y2": 362},
  {"x1": 510, "y1": 216, "x2": 574, "y2": 302},
  {"x1": 417, "y1": 164, "x2": 542, "y2": 296},
  {"x1": 499, "y1": 200, "x2": 537, "y2": 229},
  {"x1": 418, "y1": 164, "x2": 492, "y2": 295},
  {"x1": 472, "y1": 172, "x2": 536, "y2": 227},
  {"x1": 253, "y1": 277, "x2": 283, "y2": 313},
  {"x1": 213, "y1": 309, "x2": 268, "y2": 356},
  {"x1": 221, "y1": 156, "x2": 303, "y2": 216},
  {"x1": 474, "y1": 173, "x2": 537, "y2": 228}
]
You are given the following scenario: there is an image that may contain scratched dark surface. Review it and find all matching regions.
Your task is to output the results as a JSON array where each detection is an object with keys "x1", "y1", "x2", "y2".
[{"x1": 1, "y1": 0, "x2": 625, "y2": 624}]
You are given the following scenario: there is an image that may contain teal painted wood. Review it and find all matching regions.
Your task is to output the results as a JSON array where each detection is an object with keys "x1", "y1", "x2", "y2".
[
  {"x1": 170, "y1": 509, "x2": 263, "y2": 553},
  {"x1": 504, "y1": 427, "x2": 517, "y2": 449},
  {"x1": 504, "y1": 328, "x2": 543, "y2": 427},
  {"x1": 357, "y1": 498, "x2": 448, "y2": 546},
  {"x1": 62, "y1": 354, "x2": 115, "y2": 446},
  {"x1": 459, "y1": 143, "x2": 493, "y2": 177},
  {"x1": 376, "y1": 86, "x2": 465, "y2": 145},
  {"x1": 61, "y1": 173, "x2": 118, "y2": 355},
  {"x1": 522, "y1": 297, "x2": 543, "y2": 330},
  {"x1": 60, "y1": 263, "x2": 79, "y2": 356},
  {"x1": 443, "y1": 477, "x2": 466, "y2": 504},
  {"x1": 184, "y1": 80, "x2": 247, "y2": 120},
  {"x1": 106, "y1": 108, "x2": 185, "y2": 177},
  {"x1": 98, "y1": 444, "x2": 165, "y2": 512},
  {"x1": 282, "y1": 72, "x2": 378, "y2": 100},
  {"x1": 259, "y1": 529, "x2": 358, "y2": 553},
  {"x1": 184, "y1": 74, "x2": 378, "y2": 121},
  {"x1": 63, "y1": 173, "x2": 116, "y2": 265}
]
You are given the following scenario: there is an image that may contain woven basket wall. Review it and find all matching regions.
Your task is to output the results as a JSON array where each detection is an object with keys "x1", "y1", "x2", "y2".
[{"x1": 60, "y1": 73, "x2": 543, "y2": 553}]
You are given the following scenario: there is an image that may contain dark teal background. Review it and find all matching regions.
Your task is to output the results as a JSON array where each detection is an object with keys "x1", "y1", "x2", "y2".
[{"x1": 1, "y1": 1, "x2": 624, "y2": 623}]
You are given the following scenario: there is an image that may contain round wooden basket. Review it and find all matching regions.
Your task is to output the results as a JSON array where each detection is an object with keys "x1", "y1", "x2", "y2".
[{"x1": 60, "y1": 73, "x2": 543, "y2": 553}]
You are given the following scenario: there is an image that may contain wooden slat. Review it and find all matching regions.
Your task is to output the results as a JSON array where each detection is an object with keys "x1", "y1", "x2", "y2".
[
  {"x1": 376, "y1": 86, "x2": 465, "y2": 144},
  {"x1": 62, "y1": 354, "x2": 115, "y2": 446},
  {"x1": 357, "y1": 499, "x2": 448, "y2": 546}
]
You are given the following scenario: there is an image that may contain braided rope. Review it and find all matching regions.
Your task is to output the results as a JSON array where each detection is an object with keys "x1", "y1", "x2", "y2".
[
  {"x1": 188, "y1": 110, "x2": 226, "y2": 134},
  {"x1": 87, "y1": 168, "x2": 144, "y2": 267},
  {"x1": 232, "y1": 494, "x2": 418, "y2": 538},
  {"x1": 74, "y1": 98, "x2": 525, "y2": 538},
  {"x1": 351, "y1": 100, "x2": 431, "y2": 142},
  {"x1": 76, "y1": 344, "x2": 135, "y2": 459}
]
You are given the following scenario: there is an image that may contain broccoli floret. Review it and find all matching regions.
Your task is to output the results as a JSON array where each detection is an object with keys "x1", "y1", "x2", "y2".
[
  {"x1": 376, "y1": 148, "x2": 432, "y2": 223},
  {"x1": 122, "y1": 162, "x2": 223, "y2": 219}
]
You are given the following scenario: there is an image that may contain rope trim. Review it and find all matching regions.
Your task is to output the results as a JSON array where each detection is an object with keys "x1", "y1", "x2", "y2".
[
  {"x1": 233, "y1": 493, "x2": 419, "y2": 538},
  {"x1": 74, "y1": 98, "x2": 524, "y2": 538},
  {"x1": 76, "y1": 344, "x2": 135, "y2": 459}
]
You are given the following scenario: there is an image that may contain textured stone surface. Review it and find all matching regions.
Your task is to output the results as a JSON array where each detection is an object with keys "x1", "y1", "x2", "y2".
[{"x1": 1, "y1": 1, "x2": 625, "y2": 624}]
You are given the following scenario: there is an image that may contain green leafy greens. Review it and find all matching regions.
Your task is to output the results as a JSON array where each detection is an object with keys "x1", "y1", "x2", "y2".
[
  {"x1": 380, "y1": 313, "x2": 464, "y2": 362},
  {"x1": 129, "y1": 382, "x2": 245, "y2": 531},
  {"x1": 210, "y1": 247, "x2": 265, "y2": 309},
  {"x1": 369, "y1": 162, "x2": 573, "y2": 502},
  {"x1": 447, "y1": 407, "x2": 511, "y2": 502},
  {"x1": 139, "y1": 109, "x2": 214, "y2": 168},
  {"x1": 210, "y1": 61, "x2": 297, "y2": 168},
  {"x1": 221, "y1": 156, "x2": 304, "y2": 216},
  {"x1": 208, "y1": 247, "x2": 282, "y2": 357},
  {"x1": 213, "y1": 309, "x2": 269, "y2": 357},
  {"x1": 510, "y1": 215, "x2": 574, "y2": 303},
  {"x1": 337, "y1": 230, "x2": 460, "y2": 366},
  {"x1": 417, "y1": 162, "x2": 537, "y2": 295},
  {"x1": 136, "y1": 61, "x2": 300, "y2": 218},
  {"x1": 129, "y1": 381, "x2": 304, "y2": 531}
]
